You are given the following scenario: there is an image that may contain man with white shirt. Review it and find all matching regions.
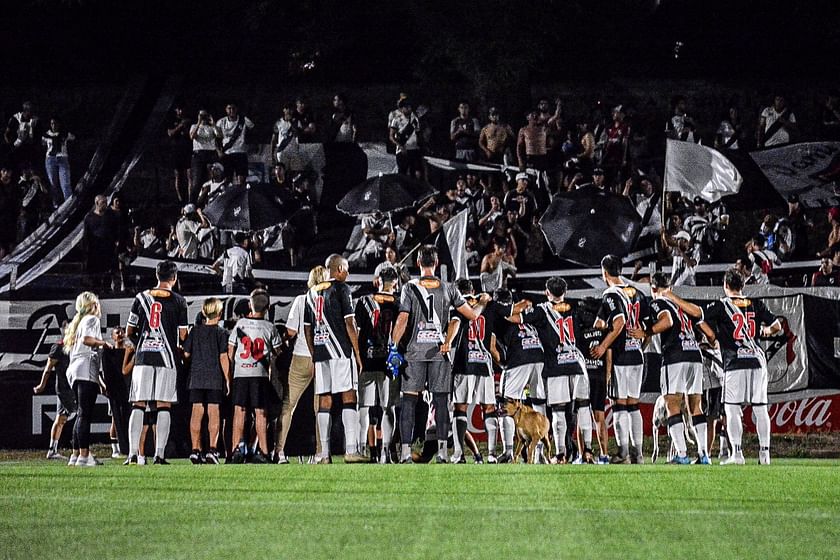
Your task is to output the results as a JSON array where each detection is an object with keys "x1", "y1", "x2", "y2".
[
  {"x1": 212, "y1": 232, "x2": 253, "y2": 294},
  {"x1": 389, "y1": 98, "x2": 423, "y2": 179},
  {"x1": 197, "y1": 162, "x2": 230, "y2": 207},
  {"x1": 757, "y1": 95, "x2": 797, "y2": 148},
  {"x1": 216, "y1": 103, "x2": 254, "y2": 185}
]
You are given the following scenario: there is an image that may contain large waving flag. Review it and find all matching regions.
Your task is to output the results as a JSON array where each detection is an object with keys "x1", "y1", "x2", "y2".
[
  {"x1": 435, "y1": 209, "x2": 469, "y2": 282},
  {"x1": 664, "y1": 139, "x2": 742, "y2": 202}
]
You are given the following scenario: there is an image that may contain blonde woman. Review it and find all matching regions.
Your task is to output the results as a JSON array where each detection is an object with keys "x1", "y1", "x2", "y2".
[
  {"x1": 65, "y1": 292, "x2": 113, "y2": 466},
  {"x1": 274, "y1": 265, "x2": 328, "y2": 463}
]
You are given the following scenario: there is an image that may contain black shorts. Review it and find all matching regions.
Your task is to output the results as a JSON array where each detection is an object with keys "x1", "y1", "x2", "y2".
[
  {"x1": 704, "y1": 387, "x2": 723, "y2": 420},
  {"x1": 232, "y1": 377, "x2": 270, "y2": 410},
  {"x1": 189, "y1": 388, "x2": 225, "y2": 404},
  {"x1": 588, "y1": 372, "x2": 607, "y2": 412},
  {"x1": 221, "y1": 152, "x2": 248, "y2": 178}
]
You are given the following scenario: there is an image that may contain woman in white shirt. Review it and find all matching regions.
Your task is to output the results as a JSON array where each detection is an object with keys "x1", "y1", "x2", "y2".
[
  {"x1": 189, "y1": 110, "x2": 221, "y2": 203},
  {"x1": 64, "y1": 292, "x2": 113, "y2": 466}
]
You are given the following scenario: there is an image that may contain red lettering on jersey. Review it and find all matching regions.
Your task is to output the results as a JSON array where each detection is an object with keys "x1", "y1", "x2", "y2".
[
  {"x1": 626, "y1": 301, "x2": 641, "y2": 330},
  {"x1": 315, "y1": 296, "x2": 324, "y2": 323},
  {"x1": 239, "y1": 336, "x2": 266, "y2": 360},
  {"x1": 556, "y1": 316, "x2": 575, "y2": 344},
  {"x1": 733, "y1": 312, "x2": 756, "y2": 341},
  {"x1": 468, "y1": 315, "x2": 486, "y2": 342},
  {"x1": 678, "y1": 309, "x2": 693, "y2": 335},
  {"x1": 149, "y1": 302, "x2": 162, "y2": 329}
]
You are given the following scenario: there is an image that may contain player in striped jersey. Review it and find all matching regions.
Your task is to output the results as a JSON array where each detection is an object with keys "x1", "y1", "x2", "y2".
[
  {"x1": 508, "y1": 277, "x2": 594, "y2": 464},
  {"x1": 592, "y1": 255, "x2": 649, "y2": 464},
  {"x1": 664, "y1": 269, "x2": 781, "y2": 465},
  {"x1": 304, "y1": 254, "x2": 366, "y2": 464},
  {"x1": 630, "y1": 273, "x2": 715, "y2": 464},
  {"x1": 446, "y1": 279, "x2": 494, "y2": 464},
  {"x1": 228, "y1": 289, "x2": 283, "y2": 463},
  {"x1": 125, "y1": 261, "x2": 188, "y2": 465},
  {"x1": 354, "y1": 266, "x2": 400, "y2": 463}
]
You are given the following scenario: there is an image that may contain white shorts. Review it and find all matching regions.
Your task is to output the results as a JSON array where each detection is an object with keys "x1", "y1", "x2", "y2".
[
  {"x1": 502, "y1": 363, "x2": 545, "y2": 401},
  {"x1": 453, "y1": 374, "x2": 495, "y2": 405},
  {"x1": 660, "y1": 361, "x2": 704, "y2": 396},
  {"x1": 724, "y1": 367, "x2": 768, "y2": 405},
  {"x1": 315, "y1": 359, "x2": 357, "y2": 395},
  {"x1": 358, "y1": 371, "x2": 398, "y2": 407},
  {"x1": 546, "y1": 374, "x2": 589, "y2": 405},
  {"x1": 611, "y1": 364, "x2": 643, "y2": 400},
  {"x1": 130, "y1": 365, "x2": 177, "y2": 403}
]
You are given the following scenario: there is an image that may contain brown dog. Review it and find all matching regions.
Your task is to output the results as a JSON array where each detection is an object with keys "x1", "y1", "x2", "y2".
[{"x1": 504, "y1": 401, "x2": 550, "y2": 464}]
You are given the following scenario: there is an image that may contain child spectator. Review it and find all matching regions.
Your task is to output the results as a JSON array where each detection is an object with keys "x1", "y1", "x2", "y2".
[{"x1": 183, "y1": 298, "x2": 230, "y2": 464}]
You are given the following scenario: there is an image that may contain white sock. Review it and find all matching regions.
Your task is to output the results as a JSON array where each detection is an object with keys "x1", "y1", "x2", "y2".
[
  {"x1": 49, "y1": 439, "x2": 58, "y2": 452},
  {"x1": 502, "y1": 415, "x2": 515, "y2": 453},
  {"x1": 453, "y1": 413, "x2": 468, "y2": 459},
  {"x1": 725, "y1": 404, "x2": 743, "y2": 455},
  {"x1": 485, "y1": 415, "x2": 499, "y2": 455},
  {"x1": 318, "y1": 411, "x2": 331, "y2": 457},
  {"x1": 693, "y1": 415, "x2": 709, "y2": 457},
  {"x1": 616, "y1": 409, "x2": 630, "y2": 456},
  {"x1": 577, "y1": 406, "x2": 592, "y2": 450},
  {"x1": 629, "y1": 408, "x2": 643, "y2": 454},
  {"x1": 128, "y1": 408, "x2": 143, "y2": 456},
  {"x1": 753, "y1": 405, "x2": 771, "y2": 450},
  {"x1": 437, "y1": 439, "x2": 448, "y2": 460},
  {"x1": 551, "y1": 410, "x2": 567, "y2": 456},
  {"x1": 358, "y1": 406, "x2": 370, "y2": 454},
  {"x1": 400, "y1": 443, "x2": 411, "y2": 460},
  {"x1": 667, "y1": 415, "x2": 687, "y2": 455},
  {"x1": 342, "y1": 406, "x2": 360, "y2": 455},
  {"x1": 155, "y1": 410, "x2": 171, "y2": 458},
  {"x1": 381, "y1": 406, "x2": 394, "y2": 453}
]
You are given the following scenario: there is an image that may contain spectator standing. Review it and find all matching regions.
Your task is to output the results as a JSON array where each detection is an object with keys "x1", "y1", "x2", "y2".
[
  {"x1": 746, "y1": 235, "x2": 781, "y2": 285},
  {"x1": 478, "y1": 107, "x2": 513, "y2": 164},
  {"x1": 666, "y1": 95, "x2": 698, "y2": 143},
  {"x1": 480, "y1": 237, "x2": 516, "y2": 292},
  {"x1": 820, "y1": 90, "x2": 840, "y2": 141},
  {"x1": 165, "y1": 104, "x2": 192, "y2": 202},
  {"x1": 389, "y1": 99, "x2": 423, "y2": 178},
  {"x1": 0, "y1": 168, "x2": 20, "y2": 258},
  {"x1": 774, "y1": 194, "x2": 812, "y2": 261},
  {"x1": 329, "y1": 94, "x2": 356, "y2": 143},
  {"x1": 757, "y1": 95, "x2": 797, "y2": 148},
  {"x1": 715, "y1": 107, "x2": 742, "y2": 151},
  {"x1": 293, "y1": 97, "x2": 318, "y2": 143},
  {"x1": 17, "y1": 166, "x2": 50, "y2": 239},
  {"x1": 601, "y1": 105, "x2": 631, "y2": 189},
  {"x1": 83, "y1": 195, "x2": 118, "y2": 291},
  {"x1": 450, "y1": 101, "x2": 480, "y2": 161},
  {"x1": 820, "y1": 206, "x2": 840, "y2": 257},
  {"x1": 271, "y1": 103, "x2": 299, "y2": 169},
  {"x1": 42, "y1": 117, "x2": 75, "y2": 203},
  {"x1": 5, "y1": 101, "x2": 42, "y2": 172},
  {"x1": 197, "y1": 162, "x2": 230, "y2": 207},
  {"x1": 517, "y1": 111, "x2": 548, "y2": 172},
  {"x1": 213, "y1": 231, "x2": 253, "y2": 294},
  {"x1": 175, "y1": 204, "x2": 211, "y2": 259},
  {"x1": 189, "y1": 110, "x2": 220, "y2": 204},
  {"x1": 503, "y1": 173, "x2": 538, "y2": 226},
  {"x1": 216, "y1": 103, "x2": 254, "y2": 185}
]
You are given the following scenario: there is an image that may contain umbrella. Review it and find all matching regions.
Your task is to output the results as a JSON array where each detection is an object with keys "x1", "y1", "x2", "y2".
[
  {"x1": 337, "y1": 173, "x2": 436, "y2": 216},
  {"x1": 539, "y1": 185, "x2": 642, "y2": 266},
  {"x1": 203, "y1": 183, "x2": 291, "y2": 231}
]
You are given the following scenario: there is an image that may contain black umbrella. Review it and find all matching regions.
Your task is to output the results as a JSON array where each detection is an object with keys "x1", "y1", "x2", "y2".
[
  {"x1": 203, "y1": 183, "x2": 291, "y2": 231},
  {"x1": 539, "y1": 185, "x2": 642, "y2": 266},
  {"x1": 337, "y1": 173, "x2": 436, "y2": 216}
]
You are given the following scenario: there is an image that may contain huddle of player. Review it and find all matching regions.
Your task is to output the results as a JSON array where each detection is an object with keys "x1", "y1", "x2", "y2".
[{"x1": 117, "y1": 246, "x2": 781, "y2": 465}]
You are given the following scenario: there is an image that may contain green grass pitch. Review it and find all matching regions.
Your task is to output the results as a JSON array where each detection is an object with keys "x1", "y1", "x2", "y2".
[{"x1": 1, "y1": 459, "x2": 839, "y2": 559}]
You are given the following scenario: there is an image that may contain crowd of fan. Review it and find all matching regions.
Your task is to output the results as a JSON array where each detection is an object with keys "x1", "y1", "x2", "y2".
[{"x1": 5, "y1": 89, "x2": 840, "y2": 290}]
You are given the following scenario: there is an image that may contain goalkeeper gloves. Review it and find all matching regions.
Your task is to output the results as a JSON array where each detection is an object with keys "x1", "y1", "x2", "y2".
[{"x1": 386, "y1": 343, "x2": 405, "y2": 377}]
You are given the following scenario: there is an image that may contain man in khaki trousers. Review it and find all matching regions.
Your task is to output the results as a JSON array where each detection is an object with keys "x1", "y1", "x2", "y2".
[{"x1": 274, "y1": 265, "x2": 328, "y2": 463}]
